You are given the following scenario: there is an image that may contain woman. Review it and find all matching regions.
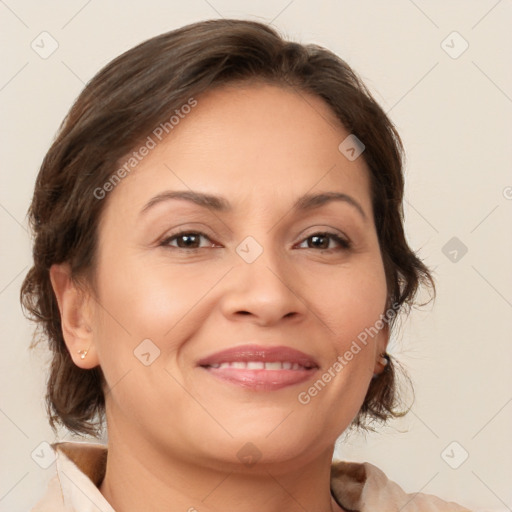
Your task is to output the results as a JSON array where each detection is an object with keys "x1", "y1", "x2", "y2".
[{"x1": 21, "y1": 18, "x2": 472, "y2": 511}]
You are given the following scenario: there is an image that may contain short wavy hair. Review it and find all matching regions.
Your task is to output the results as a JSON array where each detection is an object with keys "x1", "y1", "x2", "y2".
[{"x1": 20, "y1": 18, "x2": 434, "y2": 436}]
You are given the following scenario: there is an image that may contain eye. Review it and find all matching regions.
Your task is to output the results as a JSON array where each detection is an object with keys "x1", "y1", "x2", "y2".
[
  {"x1": 297, "y1": 232, "x2": 351, "y2": 251},
  {"x1": 160, "y1": 231, "x2": 217, "y2": 250},
  {"x1": 159, "y1": 230, "x2": 351, "y2": 252}
]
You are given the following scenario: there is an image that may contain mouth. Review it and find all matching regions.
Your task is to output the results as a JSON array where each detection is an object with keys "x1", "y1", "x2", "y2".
[{"x1": 197, "y1": 344, "x2": 319, "y2": 391}]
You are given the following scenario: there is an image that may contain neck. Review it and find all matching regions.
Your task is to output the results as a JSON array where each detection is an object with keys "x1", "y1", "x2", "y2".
[{"x1": 99, "y1": 425, "x2": 346, "y2": 512}]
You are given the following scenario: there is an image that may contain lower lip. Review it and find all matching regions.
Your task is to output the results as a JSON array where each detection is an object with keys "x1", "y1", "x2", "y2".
[{"x1": 200, "y1": 366, "x2": 317, "y2": 391}]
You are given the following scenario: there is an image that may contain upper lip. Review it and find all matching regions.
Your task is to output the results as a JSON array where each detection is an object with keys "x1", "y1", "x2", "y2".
[{"x1": 197, "y1": 344, "x2": 319, "y2": 368}]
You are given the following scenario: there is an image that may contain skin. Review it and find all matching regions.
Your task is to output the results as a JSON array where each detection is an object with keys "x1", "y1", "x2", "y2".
[{"x1": 51, "y1": 83, "x2": 389, "y2": 512}]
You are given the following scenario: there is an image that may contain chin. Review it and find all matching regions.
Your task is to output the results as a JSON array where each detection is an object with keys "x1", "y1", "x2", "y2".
[{"x1": 199, "y1": 424, "x2": 333, "y2": 470}]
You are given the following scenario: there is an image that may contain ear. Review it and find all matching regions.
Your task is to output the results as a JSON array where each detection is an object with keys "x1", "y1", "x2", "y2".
[
  {"x1": 372, "y1": 322, "x2": 390, "y2": 376},
  {"x1": 49, "y1": 263, "x2": 100, "y2": 369}
]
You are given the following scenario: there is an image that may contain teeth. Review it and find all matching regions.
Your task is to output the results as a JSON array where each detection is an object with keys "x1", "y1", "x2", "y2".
[
  {"x1": 246, "y1": 361, "x2": 265, "y2": 370},
  {"x1": 264, "y1": 362, "x2": 283, "y2": 370},
  {"x1": 208, "y1": 361, "x2": 310, "y2": 370}
]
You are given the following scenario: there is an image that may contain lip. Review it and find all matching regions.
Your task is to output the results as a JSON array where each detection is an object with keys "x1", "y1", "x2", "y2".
[
  {"x1": 197, "y1": 344, "x2": 319, "y2": 391},
  {"x1": 197, "y1": 344, "x2": 319, "y2": 367}
]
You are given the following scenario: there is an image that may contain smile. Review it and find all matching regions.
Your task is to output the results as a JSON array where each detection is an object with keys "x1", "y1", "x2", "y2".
[
  {"x1": 197, "y1": 344, "x2": 319, "y2": 391},
  {"x1": 206, "y1": 361, "x2": 313, "y2": 370}
]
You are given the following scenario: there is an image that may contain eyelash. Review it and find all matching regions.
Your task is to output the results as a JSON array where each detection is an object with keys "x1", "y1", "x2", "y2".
[{"x1": 159, "y1": 230, "x2": 352, "y2": 252}]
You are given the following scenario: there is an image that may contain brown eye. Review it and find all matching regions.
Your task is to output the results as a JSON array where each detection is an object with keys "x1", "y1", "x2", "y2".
[
  {"x1": 299, "y1": 232, "x2": 351, "y2": 250},
  {"x1": 161, "y1": 231, "x2": 213, "y2": 249}
]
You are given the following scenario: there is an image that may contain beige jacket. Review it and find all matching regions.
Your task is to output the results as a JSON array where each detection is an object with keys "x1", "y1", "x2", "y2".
[{"x1": 31, "y1": 442, "x2": 472, "y2": 511}]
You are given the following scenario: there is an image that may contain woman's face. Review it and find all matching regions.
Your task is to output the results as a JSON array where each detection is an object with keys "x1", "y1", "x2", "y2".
[{"x1": 84, "y1": 83, "x2": 388, "y2": 469}]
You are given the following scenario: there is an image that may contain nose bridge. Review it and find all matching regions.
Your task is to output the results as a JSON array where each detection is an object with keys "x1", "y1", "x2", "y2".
[{"x1": 220, "y1": 233, "x2": 305, "y2": 324}]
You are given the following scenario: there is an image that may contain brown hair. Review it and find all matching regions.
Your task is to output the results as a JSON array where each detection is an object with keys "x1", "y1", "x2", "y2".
[{"x1": 20, "y1": 18, "x2": 434, "y2": 436}]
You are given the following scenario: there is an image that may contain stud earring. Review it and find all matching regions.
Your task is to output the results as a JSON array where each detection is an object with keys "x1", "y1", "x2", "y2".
[
  {"x1": 372, "y1": 353, "x2": 390, "y2": 379},
  {"x1": 77, "y1": 349, "x2": 88, "y2": 360},
  {"x1": 378, "y1": 353, "x2": 389, "y2": 366}
]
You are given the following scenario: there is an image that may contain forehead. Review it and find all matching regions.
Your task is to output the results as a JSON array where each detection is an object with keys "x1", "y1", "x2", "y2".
[{"x1": 103, "y1": 83, "x2": 373, "y2": 219}]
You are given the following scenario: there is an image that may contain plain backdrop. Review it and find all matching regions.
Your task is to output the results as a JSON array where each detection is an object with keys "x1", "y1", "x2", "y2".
[{"x1": 1, "y1": 1, "x2": 511, "y2": 511}]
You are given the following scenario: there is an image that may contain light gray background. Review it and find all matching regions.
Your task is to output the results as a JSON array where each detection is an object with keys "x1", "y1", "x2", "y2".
[{"x1": 1, "y1": 1, "x2": 511, "y2": 511}]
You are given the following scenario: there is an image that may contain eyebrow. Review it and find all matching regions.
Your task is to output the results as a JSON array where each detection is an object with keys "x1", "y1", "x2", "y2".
[{"x1": 140, "y1": 190, "x2": 367, "y2": 220}]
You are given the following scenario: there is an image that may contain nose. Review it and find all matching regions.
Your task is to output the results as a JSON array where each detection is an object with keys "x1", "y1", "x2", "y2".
[{"x1": 219, "y1": 251, "x2": 307, "y2": 327}]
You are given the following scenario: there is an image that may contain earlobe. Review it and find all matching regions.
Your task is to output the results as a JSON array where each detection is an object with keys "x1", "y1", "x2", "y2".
[
  {"x1": 49, "y1": 263, "x2": 99, "y2": 369},
  {"x1": 372, "y1": 323, "x2": 390, "y2": 377}
]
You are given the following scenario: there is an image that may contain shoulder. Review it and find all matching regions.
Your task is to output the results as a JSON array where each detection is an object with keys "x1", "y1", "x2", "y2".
[{"x1": 330, "y1": 459, "x2": 473, "y2": 511}]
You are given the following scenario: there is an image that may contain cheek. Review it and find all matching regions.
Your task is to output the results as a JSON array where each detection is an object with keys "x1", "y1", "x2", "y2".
[
  {"x1": 90, "y1": 256, "x2": 212, "y2": 411},
  {"x1": 91, "y1": 253, "x2": 227, "y2": 363},
  {"x1": 298, "y1": 254, "x2": 387, "y2": 411},
  {"x1": 306, "y1": 257, "x2": 388, "y2": 345}
]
